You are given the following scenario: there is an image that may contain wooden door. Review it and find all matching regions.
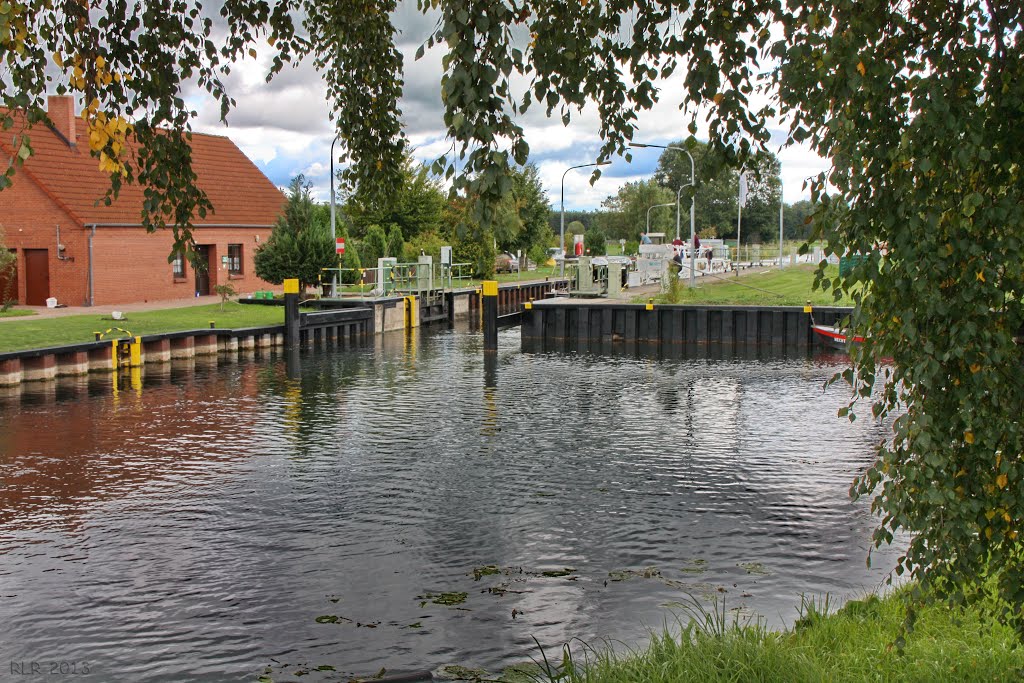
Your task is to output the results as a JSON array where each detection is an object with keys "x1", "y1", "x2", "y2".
[
  {"x1": 23, "y1": 249, "x2": 49, "y2": 306},
  {"x1": 194, "y1": 245, "x2": 210, "y2": 296},
  {"x1": 0, "y1": 249, "x2": 16, "y2": 304}
]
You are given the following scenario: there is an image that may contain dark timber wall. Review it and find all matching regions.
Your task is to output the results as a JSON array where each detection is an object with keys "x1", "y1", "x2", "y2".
[{"x1": 521, "y1": 301, "x2": 853, "y2": 351}]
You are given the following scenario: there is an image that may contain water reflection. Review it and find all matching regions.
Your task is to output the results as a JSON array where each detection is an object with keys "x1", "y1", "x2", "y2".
[{"x1": 0, "y1": 328, "x2": 899, "y2": 682}]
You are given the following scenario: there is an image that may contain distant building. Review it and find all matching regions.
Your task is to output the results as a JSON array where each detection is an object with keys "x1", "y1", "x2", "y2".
[{"x1": 0, "y1": 96, "x2": 286, "y2": 306}]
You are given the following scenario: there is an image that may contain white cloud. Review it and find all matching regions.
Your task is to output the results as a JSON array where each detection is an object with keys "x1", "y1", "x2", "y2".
[{"x1": 184, "y1": 1, "x2": 829, "y2": 209}]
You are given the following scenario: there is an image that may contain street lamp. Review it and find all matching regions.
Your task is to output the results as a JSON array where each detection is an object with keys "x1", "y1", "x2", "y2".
[
  {"x1": 646, "y1": 202, "x2": 675, "y2": 238},
  {"x1": 778, "y1": 178, "x2": 784, "y2": 268},
  {"x1": 630, "y1": 142, "x2": 697, "y2": 287},
  {"x1": 329, "y1": 134, "x2": 341, "y2": 297},
  {"x1": 560, "y1": 161, "x2": 609, "y2": 276}
]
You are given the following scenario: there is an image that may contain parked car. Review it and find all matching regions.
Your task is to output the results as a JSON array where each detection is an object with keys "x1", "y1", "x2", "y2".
[{"x1": 495, "y1": 252, "x2": 520, "y2": 273}]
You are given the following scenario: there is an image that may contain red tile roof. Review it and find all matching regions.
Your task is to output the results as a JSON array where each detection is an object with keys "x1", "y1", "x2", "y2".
[{"x1": 0, "y1": 110, "x2": 286, "y2": 227}]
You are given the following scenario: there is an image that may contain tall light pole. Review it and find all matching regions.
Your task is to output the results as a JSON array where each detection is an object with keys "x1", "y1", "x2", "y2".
[
  {"x1": 329, "y1": 134, "x2": 341, "y2": 297},
  {"x1": 630, "y1": 143, "x2": 697, "y2": 287},
  {"x1": 560, "y1": 161, "x2": 609, "y2": 277},
  {"x1": 646, "y1": 202, "x2": 675, "y2": 237},
  {"x1": 778, "y1": 178, "x2": 784, "y2": 268}
]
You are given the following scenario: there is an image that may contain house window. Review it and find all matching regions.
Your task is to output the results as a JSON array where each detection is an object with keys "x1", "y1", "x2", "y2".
[
  {"x1": 228, "y1": 244, "x2": 243, "y2": 275},
  {"x1": 172, "y1": 251, "x2": 185, "y2": 279}
]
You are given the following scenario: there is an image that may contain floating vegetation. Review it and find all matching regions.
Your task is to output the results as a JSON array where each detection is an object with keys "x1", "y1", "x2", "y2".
[
  {"x1": 608, "y1": 566, "x2": 662, "y2": 581},
  {"x1": 486, "y1": 582, "x2": 527, "y2": 596},
  {"x1": 326, "y1": 594, "x2": 342, "y2": 603},
  {"x1": 314, "y1": 614, "x2": 351, "y2": 624},
  {"x1": 418, "y1": 591, "x2": 468, "y2": 607},
  {"x1": 737, "y1": 562, "x2": 771, "y2": 576},
  {"x1": 540, "y1": 567, "x2": 576, "y2": 578},
  {"x1": 471, "y1": 565, "x2": 524, "y2": 581},
  {"x1": 686, "y1": 582, "x2": 723, "y2": 600},
  {"x1": 681, "y1": 558, "x2": 708, "y2": 574},
  {"x1": 438, "y1": 664, "x2": 488, "y2": 680},
  {"x1": 471, "y1": 564, "x2": 502, "y2": 581},
  {"x1": 402, "y1": 621, "x2": 422, "y2": 629},
  {"x1": 356, "y1": 621, "x2": 380, "y2": 628},
  {"x1": 500, "y1": 662, "x2": 545, "y2": 681}
]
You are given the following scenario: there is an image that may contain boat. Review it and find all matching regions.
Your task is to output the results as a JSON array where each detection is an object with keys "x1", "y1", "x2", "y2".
[{"x1": 811, "y1": 323, "x2": 865, "y2": 350}]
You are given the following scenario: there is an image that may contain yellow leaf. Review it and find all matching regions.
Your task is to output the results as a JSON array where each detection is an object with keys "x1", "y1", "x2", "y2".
[
  {"x1": 53, "y1": 52, "x2": 64, "y2": 67},
  {"x1": 986, "y1": 510, "x2": 996, "y2": 521},
  {"x1": 1010, "y1": 530, "x2": 1019, "y2": 540},
  {"x1": 1003, "y1": 512, "x2": 1012, "y2": 524},
  {"x1": 970, "y1": 363, "x2": 981, "y2": 373},
  {"x1": 856, "y1": 61, "x2": 866, "y2": 76},
  {"x1": 955, "y1": 468, "x2": 967, "y2": 478},
  {"x1": 945, "y1": 243, "x2": 953, "y2": 255},
  {"x1": 985, "y1": 527, "x2": 993, "y2": 540},
  {"x1": 964, "y1": 430, "x2": 974, "y2": 444},
  {"x1": 976, "y1": 270, "x2": 985, "y2": 282},
  {"x1": 713, "y1": 93, "x2": 725, "y2": 105},
  {"x1": 95, "y1": 55, "x2": 106, "y2": 69},
  {"x1": 997, "y1": 473, "x2": 1008, "y2": 489}
]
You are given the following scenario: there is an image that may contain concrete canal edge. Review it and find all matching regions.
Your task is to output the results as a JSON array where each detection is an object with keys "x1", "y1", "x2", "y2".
[{"x1": 521, "y1": 299, "x2": 855, "y2": 351}]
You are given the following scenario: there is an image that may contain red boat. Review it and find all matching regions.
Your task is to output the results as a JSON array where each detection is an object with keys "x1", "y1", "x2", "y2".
[{"x1": 811, "y1": 324, "x2": 866, "y2": 349}]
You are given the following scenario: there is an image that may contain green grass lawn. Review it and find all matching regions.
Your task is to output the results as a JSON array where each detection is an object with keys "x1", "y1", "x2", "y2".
[
  {"x1": 0, "y1": 301, "x2": 284, "y2": 353},
  {"x1": 0, "y1": 308, "x2": 36, "y2": 318},
  {"x1": 654, "y1": 264, "x2": 852, "y2": 307},
  {"x1": 555, "y1": 589, "x2": 1024, "y2": 683}
]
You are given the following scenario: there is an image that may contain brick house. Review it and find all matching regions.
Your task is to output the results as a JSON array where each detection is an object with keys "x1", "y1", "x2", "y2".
[{"x1": 0, "y1": 96, "x2": 286, "y2": 307}]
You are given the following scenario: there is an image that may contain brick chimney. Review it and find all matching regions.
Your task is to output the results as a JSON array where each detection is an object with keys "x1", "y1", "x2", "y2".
[{"x1": 47, "y1": 95, "x2": 77, "y2": 147}]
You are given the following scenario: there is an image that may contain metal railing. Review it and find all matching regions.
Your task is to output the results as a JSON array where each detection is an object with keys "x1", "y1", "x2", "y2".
[{"x1": 319, "y1": 262, "x2": 479, "y2": 298}]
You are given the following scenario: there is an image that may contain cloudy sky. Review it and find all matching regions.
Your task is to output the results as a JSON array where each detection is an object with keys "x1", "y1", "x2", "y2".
[{"x1": 189, "y1": 2, "x2": 829, "y2": 211}]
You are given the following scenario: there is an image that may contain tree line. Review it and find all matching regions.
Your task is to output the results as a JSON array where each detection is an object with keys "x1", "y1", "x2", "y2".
[{"x1": 254, "y1": 155, "x2": 554, "y2": 288}]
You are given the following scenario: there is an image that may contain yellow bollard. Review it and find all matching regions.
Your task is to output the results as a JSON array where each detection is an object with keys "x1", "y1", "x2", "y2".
[{"x1": 130, "y1": 336, "x2": 142, "y2": 367}]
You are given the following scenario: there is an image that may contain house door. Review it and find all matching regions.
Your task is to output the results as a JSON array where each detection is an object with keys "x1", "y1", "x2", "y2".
[
  {"x1": 24, "y1": 249, "x2": 50, "y2": 306},
  {"x1": 194, "y1": 245, "x2": 211, "y2": 296},
  {"x1": 0, "y1": 249, "x2": 16, "y2": 304}
]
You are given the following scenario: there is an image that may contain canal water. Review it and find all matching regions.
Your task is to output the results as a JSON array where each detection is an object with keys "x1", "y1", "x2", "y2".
[{"x1": 0, "y1": 328, "x2": 899, "y2": 682}]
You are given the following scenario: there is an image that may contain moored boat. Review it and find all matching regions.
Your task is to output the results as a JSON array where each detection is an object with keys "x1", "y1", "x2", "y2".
[{"x1": 811, "y1": 323, "x2": 865, "y2": 350}]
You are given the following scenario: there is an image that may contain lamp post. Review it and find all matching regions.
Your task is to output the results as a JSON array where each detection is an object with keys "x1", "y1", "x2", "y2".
[
  {"x1": 560, "y1": 161, "x2": 609, "y2": 277},
  {"x1": 646, "y1": 202, "x2": 675, "y2": 238},
  {"x1": 630, "y1": 143, "x2": 697, "y2": 287},
  {"x1": 778, "y1": 178, "x2": 784, "y2": 268},
  {"x1": 329, "y1": 134, "x2": 340, "y2": 297}
]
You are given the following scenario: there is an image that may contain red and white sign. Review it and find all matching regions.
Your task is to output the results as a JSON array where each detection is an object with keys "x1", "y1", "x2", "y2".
[{"x1": 335, "y1": 237, "x2": 345, "y2": 255}]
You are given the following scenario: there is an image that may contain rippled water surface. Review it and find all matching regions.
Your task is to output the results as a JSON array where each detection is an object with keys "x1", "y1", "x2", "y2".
[{"x1": 0, "y1": 328, "x2": 899, "y2": 681}]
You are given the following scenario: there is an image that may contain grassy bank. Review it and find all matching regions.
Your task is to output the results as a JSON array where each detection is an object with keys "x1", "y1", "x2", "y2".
[
  {"x1": 0, "y1": 308, "x2": 35, "y2": 318},
  {"x1": 0, "y1": 301, "x2": 284, "y2": 353},
  {"x1": 655, "y1": 264, "x2": 851, "y2": 307},
  {"x1": 549, "y1": 590, "x2": 1023, "y2": 683}
]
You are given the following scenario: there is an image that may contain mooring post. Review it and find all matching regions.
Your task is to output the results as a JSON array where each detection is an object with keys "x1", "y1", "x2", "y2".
[
  {"x1": 482, "y1": 279, "x2": 498, "y2": 351},
  {"x1": 284, "y1": 278, "x2": 300, "y2": 350}
]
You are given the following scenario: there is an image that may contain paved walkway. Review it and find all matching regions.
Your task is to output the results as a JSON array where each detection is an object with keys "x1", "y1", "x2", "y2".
[{"x1": 0, "y1": 295, "x2": 225, "y2": 322}]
